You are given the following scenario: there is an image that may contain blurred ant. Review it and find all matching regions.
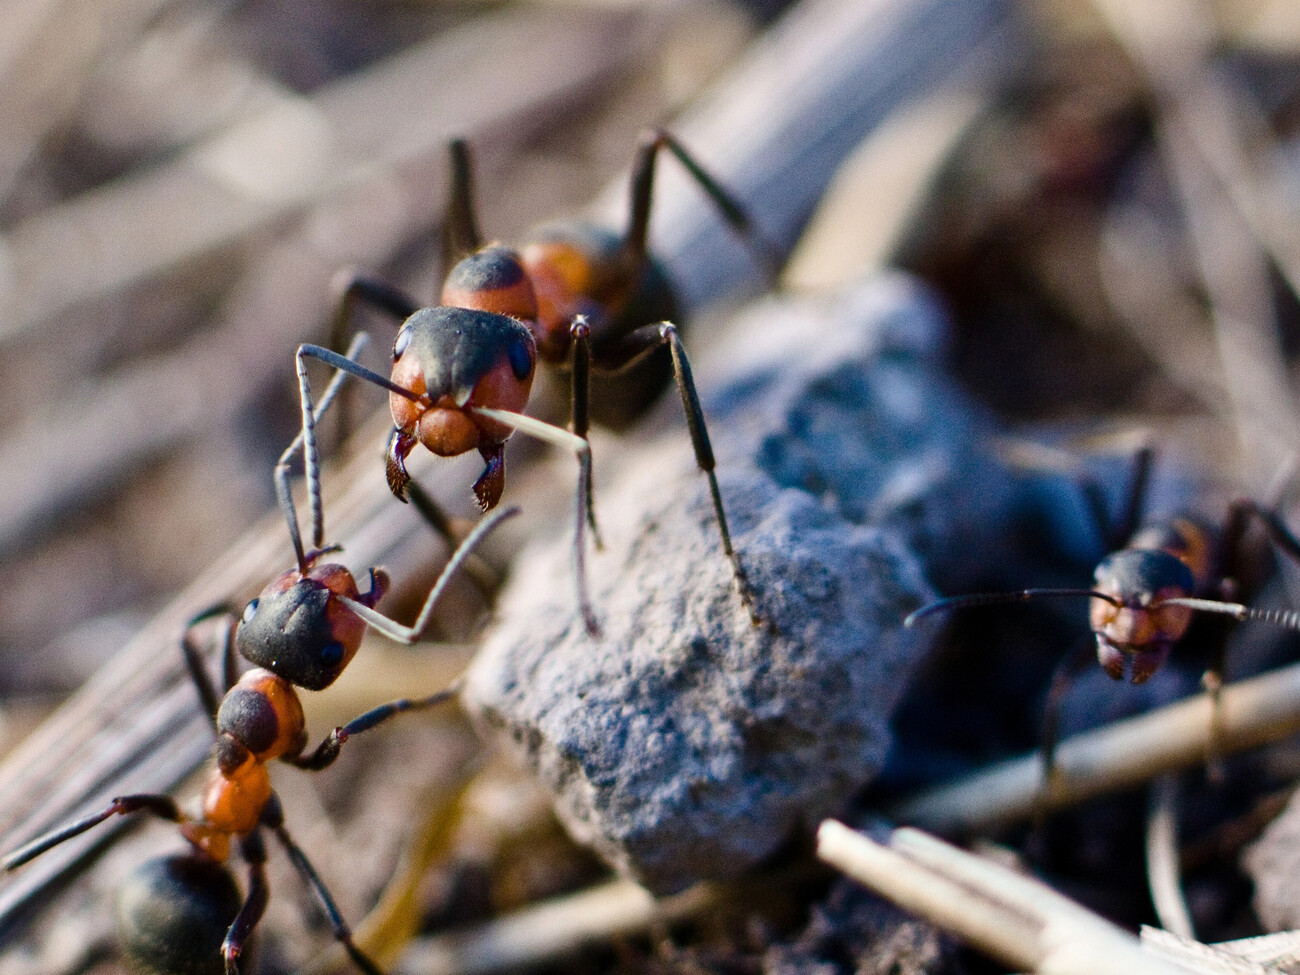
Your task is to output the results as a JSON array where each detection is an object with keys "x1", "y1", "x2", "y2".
[
  {"x1": 296, "y1": 131, "x2": 780, "y2": 632},
  {"x1": 905, "y1": 446, "x2": 1300, "y2": 782},
  {"x1": 3, "y1": 338, "x2": 516, "y2": 975}
]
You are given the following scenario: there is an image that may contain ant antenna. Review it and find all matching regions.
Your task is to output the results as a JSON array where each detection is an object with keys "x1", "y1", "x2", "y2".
[
  {"x1": 904, "y1": 589, "x2": 1122, "y2": 627},
  {"x1": 1157, "y1": 597, "x2": 1300, "y2": 631}
]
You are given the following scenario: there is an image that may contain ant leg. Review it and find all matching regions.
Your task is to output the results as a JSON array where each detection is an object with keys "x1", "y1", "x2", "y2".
[
  {"x1": 322, "y1": 271, "x2": 420, "y2": 449},
  {"x1": 280, "y1": 333, "x2": 374, "y2": 564},
  {"x1": 1224, "y1": 497, "x2": 1300, "y2": 570},
  {"x1": 468, "y1": 408, "x2": 600, "y2": 635},
  {"x1": 592, "y1": 322, "x2": 757, "y2": 621},
  {"x1": 405, "y1": 479, "x2": 501, "y2": 597},
  {"x1": 181, "y1": 605, "x2": 238, "y2": 726},
  {"x1": 1036, "y1": 640, "x2": 1097, "y2": 818},
  {"x1": 325, "y1": 269, "x2": 420, "y2": 357},
  {"x1": 623, "y1": 129, "x2": 781, "y2": 282},
  {"x1": 260, "y1": 798, "x2": 384, "y2": 975},
  {"x1": 4, "y1": 795, "x2": 184, "y2": 869},
  {"x1": 337, "y1": 506, "x2": 519, "y2": 644},
  {"x1": 223, "y1": 830, "x2": 271, "y2": 975},
  {"x1": 1110, "y1": 443, "x2": 1153, "y2": 551},
  {"x1": 440, "y1": 138, "x2": 483, "y2": 271},
  {"x1": 568, "y1": 318, "x2": 602, "y2": 547},
  {"x1": 286, "y1": 681, "x2": 463, "y2": 772}
]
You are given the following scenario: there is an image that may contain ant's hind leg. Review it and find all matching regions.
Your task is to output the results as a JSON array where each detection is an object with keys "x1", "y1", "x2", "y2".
[
  {"x1": 261, "y1": 799, "x2": 385, "y2": 975},
  {"x1": 623, "y1": 129, "x2": 781, "y2": 282},
  {"x1": 441, "y1": 138, "x2": 484, "y2": 271},
  {"x1": 4, "y1": 795, "x2": 185, "y2": 870}
]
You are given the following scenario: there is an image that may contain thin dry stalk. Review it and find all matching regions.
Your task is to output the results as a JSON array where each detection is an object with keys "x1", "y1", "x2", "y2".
[
  {"x1": 889, "y1": 661, "x2": 1300, "y2": 834},
  {"x1": 817, "y1": 821, "x2": 1199, "y2": 975}
]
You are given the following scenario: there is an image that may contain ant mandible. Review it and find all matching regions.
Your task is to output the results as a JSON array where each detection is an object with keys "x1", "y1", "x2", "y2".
[
  {"x1": 905, "y1": 446, "x2": 1300, "y2": 781},
  {"x1": 4, "y1": 338, "x2": 516, "y2": 975},
  {"x1": 295, "y1": 131, "x2": 779, "y2": 632}
]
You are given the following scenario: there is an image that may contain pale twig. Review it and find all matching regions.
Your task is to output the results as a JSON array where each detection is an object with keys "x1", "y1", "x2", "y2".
[
  {"x1": 889, "y1": 661, "x2": 1300, "y2": 834},
  {"x1": 816, "y1": 821, "x2": 1199, "y2": 975},
  {"x1": 1147, "y1": 774, "x2": 1195, "y2": 940},
  {"x1": 392, "y1": 879, "x2": 721, "y2": 975}
]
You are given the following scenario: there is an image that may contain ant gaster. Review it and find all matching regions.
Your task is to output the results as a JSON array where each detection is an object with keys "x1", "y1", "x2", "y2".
[
  {"x1": 297, "y1": 131, "x2": 779, "y2": 633},
  {"x1": 4, "y1": 339, "x2": 515, "y2": 975},
  {"x1": 905, "y1": 447, "x2": 1300, "y2": 780}
]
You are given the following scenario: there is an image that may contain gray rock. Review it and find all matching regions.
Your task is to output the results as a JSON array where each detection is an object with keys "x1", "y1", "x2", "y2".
[{"x1": 464, "y1": 273, "x2": 1015, "y2": 894}]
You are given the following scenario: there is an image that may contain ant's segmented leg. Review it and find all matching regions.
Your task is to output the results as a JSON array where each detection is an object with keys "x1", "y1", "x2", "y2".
[
  {"x1": 261, "y1": 799, "x2": 384, "y2": 975},
  {"x1": 325, "y1": 269, "x2": 420, "y2": 358},
  {"x1": 592, "y1": 321, "x2": 756, "y2": 620},
  {"x1": 404, "y1": 478, "x2": 500, "y2": 597},
  {"x1": 223, "y1": 830, "x2": 271, "y2": 975},
  {"x1": 337, "y1": 506, "x2": 519, "y2": 644},
  {"x1": 1037, "y1": 640, "x2": 1098, "y2": 806},
  {"x1": 1110, "y1": 444, "x2": 1153, "y2": 551},
  {"x1": 623, "y1": 129, "x2": 782, "y2": 282},
  {"x1": 441, "y1": 138, "x2": 484, "y2": 271},
  {"x1": 568, "y1": 317, "x2": 602, "y2": 548},
  {"x1": 287, "y1": 681, "x2": 463, "y2": 772},
  {"x1": 181, "y1": 605, "x2": 238, "y2": 726},
  {"x1": 4, "y1": 795, "x2": 185, "y2": 870},
  {"x1": 280, "y1": 334, "x2": 375, "y2": 565},
  {"x1": 469, "y1": 408, "x2": 600, "y2": 635}
]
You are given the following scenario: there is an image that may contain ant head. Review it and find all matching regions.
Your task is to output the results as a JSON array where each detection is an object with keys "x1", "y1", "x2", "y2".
[
  {"x1": 390, "y1": 306, "x2": 535, "y2": 458},
  {"x1": 440, "y1": 246, "x2": 539, "y2": 323},
  {"x1": 1089, "y1": 549, "x2": 1196, "y2": 682},
  {"x1": 235, "y1": 560, "x2": 383, "y2": 691},
  {"x1": 116, "y1": 853, "x2": 241, "y2": 975}
]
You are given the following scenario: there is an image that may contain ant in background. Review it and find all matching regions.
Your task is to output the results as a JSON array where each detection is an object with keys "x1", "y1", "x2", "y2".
[
  {"x1": 4, "y1": 338, "x2": 516, "y2": 975},
  {"x1": 296, "y1": 131, "x2": 780, "y2": 632},
  {"x1": 905, "y1": 446, "x2": 1300, "y2": 784}
]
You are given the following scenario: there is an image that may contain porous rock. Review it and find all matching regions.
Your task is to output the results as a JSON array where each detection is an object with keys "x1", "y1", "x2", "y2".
[{"x1": 464, "y1": 273, "x2": 1014, "y2": 894}]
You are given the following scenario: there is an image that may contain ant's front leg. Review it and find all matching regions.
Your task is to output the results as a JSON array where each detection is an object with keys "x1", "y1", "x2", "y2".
[{"x1": 587, "y1": 320, "x2": 759, "y2": 623}]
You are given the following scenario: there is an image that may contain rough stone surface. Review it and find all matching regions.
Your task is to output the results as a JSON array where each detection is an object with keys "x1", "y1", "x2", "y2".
[{"x1": 464, "y1": 273, "x2": 1016, "y2": 894}]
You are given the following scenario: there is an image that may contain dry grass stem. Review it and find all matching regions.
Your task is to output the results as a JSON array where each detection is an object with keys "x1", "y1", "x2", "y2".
[
  {"x1": 817, "y1": 820, "x2": 1199, "y2": 974},
  {"x1": 392, "y1": 879, "x2": 722, "y2": 975},
  {"x1": 889, "y1": 661, "x2": 1300, "y2": 834}
]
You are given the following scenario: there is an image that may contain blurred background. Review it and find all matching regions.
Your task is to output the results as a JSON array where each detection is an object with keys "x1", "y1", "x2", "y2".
[{"x1": 4, "y1": 0, "x2": 1300, "y2": 972}]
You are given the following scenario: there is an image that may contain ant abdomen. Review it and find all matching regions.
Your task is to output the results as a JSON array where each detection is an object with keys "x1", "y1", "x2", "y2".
[{"x1": 115, "y1": 853, "x2": 242, "y2": 975}]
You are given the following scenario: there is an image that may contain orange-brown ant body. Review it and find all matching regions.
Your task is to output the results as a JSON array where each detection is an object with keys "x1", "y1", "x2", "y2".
[
  {"x1": 4, "y1": 343, "x2": 514, "y2": 975},
  {"x1": 296, "y1": 132, "x2": 777, "y2": 631}
]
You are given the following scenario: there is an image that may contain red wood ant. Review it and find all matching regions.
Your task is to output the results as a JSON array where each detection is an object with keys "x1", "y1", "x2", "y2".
[
  {"x1": 295, "y1": 131, "x2": 780, "y2": 632},
  {"x1": 3, "y1": 340, "x2": 515, "y2": 975},
  {"x1": 905, "y1": 447, "x2": 1300, "y2": 779}
]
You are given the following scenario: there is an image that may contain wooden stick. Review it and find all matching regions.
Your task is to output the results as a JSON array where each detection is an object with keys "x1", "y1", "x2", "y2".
[
  {"x1": 818, "y1": 821, "x2": 1201, "y2": 975},
  {"x1": 889, "y1": 661, "x2": 1300, "y2": 835}
]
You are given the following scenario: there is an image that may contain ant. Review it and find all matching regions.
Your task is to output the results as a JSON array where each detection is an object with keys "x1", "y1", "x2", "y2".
[
  {"x1": 3, "y1": 338, "x2": 516, "y2": 975},
  {"x1": 294, "y1": 131, "x2": 780, "y2": 632},
  {"x1": 905, "y1": 446, "x2": 1300, "y2": 783}
]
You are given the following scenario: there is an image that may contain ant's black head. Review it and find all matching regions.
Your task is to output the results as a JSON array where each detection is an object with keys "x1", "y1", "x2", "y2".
[
  {"x1": 116, "y1": 854, "x2": 241, "y2": 975},
  {"x1": 235, "y1": 564, "x2": 370, "y2": 691}
]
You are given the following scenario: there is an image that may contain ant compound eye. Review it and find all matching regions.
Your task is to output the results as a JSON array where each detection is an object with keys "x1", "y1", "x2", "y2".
[
  {"x1": 394, "y1": 326, "x2": 412, "y2": 361},
  {"x1": 508, "y1": 337, "x2": 532, "y2": 380},
  {"x1": 241, "y1": 599, "x2": 260, "y2": 623},
  {"x1": 318, "y1": 640, "x2": 345, "y2": 669}
]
